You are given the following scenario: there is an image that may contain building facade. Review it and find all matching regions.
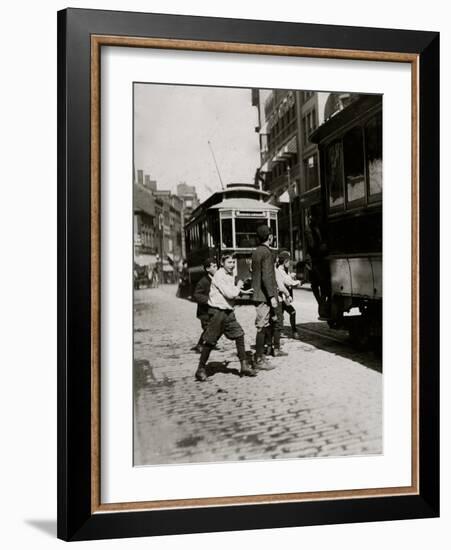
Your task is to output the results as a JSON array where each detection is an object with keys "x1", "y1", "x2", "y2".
[
  {"x1": 254, "y1": 89, "x2": 361, "y2": 264},
  {"x1": 134, "y1": 174, "x2": 157, "y2": 258},
  {"x1": 176, "y1": 182, "x2": 200, "y2": 258},
  {"x1": 254, "y1": 89, "x2": 330, "y2": 263},
  {"x1": 134, "y1": 171, "x2": 185, "y2": 282},
  {"x1": 153, "y1": 190, "x2": 184, "y2": 263}
]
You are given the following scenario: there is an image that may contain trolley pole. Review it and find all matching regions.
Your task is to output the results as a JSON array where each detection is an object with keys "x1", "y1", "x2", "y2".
[
  {"x1": 287, "y1": 166, "x2": 294, "y2": 258},
  {"x1": 208, "y1": 140, "x2": 225, "y2": 190}
]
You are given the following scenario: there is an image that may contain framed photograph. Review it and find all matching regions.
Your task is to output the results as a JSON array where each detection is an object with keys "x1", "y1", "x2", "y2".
[{"x1": 57, "y1": 8, "x2": 439, "y2": 541}]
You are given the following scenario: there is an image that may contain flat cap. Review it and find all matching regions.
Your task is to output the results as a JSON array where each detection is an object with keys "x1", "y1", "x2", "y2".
[{"x1": 256, "y1": 224, "x2": 270, "y2": 242}]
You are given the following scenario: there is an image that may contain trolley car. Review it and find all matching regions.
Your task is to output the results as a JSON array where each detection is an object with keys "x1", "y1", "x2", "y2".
[
  {"x1": 184, "y1": 183, "x2": 279, "y2": 295},
  {"x1": 310, "y1": 94, "x2": 382, "y2": 348}
]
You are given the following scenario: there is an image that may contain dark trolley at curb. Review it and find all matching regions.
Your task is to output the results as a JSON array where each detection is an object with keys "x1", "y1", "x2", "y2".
[{"x1": 310, "y1": 94, "x2": 383, "y2": 349}]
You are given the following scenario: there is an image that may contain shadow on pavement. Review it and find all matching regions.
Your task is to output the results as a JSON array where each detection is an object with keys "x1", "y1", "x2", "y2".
[
  {"x1": 205, "y1": 361, "x2": 240, "y2": 378},
  {"x1": 289, "y1": 321, "x2": 382, "y2": 374}
]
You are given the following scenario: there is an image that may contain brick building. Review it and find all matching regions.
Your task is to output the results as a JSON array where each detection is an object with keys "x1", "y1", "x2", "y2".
[{"x1": 134, "y1": 171, "x2": 185, "y2": 282}]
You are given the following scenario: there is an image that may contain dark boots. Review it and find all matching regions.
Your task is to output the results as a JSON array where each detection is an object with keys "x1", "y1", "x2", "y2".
[
  {"x1": 195, "y1": 342, "x2": 257, "y2": 381},
  {"x1": 290, "y1": 313, "x2": 300, "y2": 339},
  {"x1": 194, "y1": 344, "x2": 212, "y2": 382},
  {"x1": 253, "y1": 355, "x2": 275, "y2": 370},
  {"x1": 240, "y1": 359, "x2": 257, "y2": 377},
  {"x1": 194, "y1": 366, "x2": 208, "y2": 381}
]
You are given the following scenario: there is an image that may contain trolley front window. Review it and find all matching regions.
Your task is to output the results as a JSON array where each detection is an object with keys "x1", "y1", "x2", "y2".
[{"x1": 235, "y1": 217, "x2": 267, "y2": 248}]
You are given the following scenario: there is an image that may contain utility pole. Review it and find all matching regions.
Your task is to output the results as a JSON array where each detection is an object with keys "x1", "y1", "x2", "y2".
[{"x1": 287, "y1": 166, "x2": 294, "y2": 258}]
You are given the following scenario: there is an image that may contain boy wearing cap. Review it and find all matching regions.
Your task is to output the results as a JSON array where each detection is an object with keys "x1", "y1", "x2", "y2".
[
  {"x1": 191, "y1": 257, "x2": 218, "y2": 353},
  {"x1": 194, "y1": 254, "x2": 255, "y2": 382},
  {"x1": 251, "y1": 225, "x2": 278, "y2": 369},
  {"x1": 262, "y1": 255, "x2": 290, "y2": 357},
  {"x1": 277, "y1": 251, "x2": 301, "y2": 338}
]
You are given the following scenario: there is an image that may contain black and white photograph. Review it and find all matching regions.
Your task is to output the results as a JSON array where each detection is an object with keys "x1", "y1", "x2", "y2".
[
  {"x1": 1, "y1": 0, "x2": 443, "y2": 545},
  {"x1": 133, "y1": 83, "x2": 383, "y2": 466}
]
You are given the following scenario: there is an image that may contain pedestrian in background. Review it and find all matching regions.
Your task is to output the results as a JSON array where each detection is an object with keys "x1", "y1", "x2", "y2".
[
  {"x1": 191, "y1": 257, "x2": 218, "y2": 353},
  {"x1": 277, "y1": 250, "x2": 301, "y2": 339},
  {"x1": 194, "y1": 254, "x2": 255, "y2": 382},
  {"x1": 251, "y1": 225, "x2": 278, "y2": 370},
  {"x1": 305, "y1": 207, "x2": 330, "y2": 316},
  {"x1": 176, "y1": 259, "x2": 190, "y2": 299}
]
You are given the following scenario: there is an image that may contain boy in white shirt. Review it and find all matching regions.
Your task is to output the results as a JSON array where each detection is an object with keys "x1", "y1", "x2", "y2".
[{"x1": 194, "y1": 254, "x2": 255, "y2": 382}]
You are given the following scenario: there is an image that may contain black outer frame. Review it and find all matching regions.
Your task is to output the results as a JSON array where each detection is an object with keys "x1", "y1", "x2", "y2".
[{"x1": 57, "y1": 8, "x2": 439, "y2": 542}]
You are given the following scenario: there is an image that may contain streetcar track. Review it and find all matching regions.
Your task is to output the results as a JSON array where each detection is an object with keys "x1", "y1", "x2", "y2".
[{"x1": 295, "y1": 325, "x2": 348, "y2": 345}]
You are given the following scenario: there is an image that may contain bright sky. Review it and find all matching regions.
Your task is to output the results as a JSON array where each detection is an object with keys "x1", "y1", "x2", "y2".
[{"x1": 134, "y1": 84, "x2": 267, "y2": 202}]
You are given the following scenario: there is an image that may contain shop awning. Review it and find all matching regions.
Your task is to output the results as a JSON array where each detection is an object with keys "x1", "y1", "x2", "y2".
[{"x1": 134, "y1": 254, "x2": 157, "y2": 267}]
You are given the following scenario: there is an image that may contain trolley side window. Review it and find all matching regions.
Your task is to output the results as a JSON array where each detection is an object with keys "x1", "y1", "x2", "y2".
[
  {"x1": 186, "y1": 228, "x2": 191, "y2": 255},
  {"x1": 269, "y1": 217, "x2": 278, "y2": 248},
  {"x1": 343, "y1": 126, "x2": 365, "y2": 206},
  {"x1": 209, "y1": 215, "x2": 220, "y2": 248},
  {"x1": 221, "y1": 218, "x2": 233, "y2": 248},
  {"x1": 365, "y1": 113, "x2": 383, "y2": 200},
  {"x1": 326, "y1": 141, "x2": 344, "y2": 209}
]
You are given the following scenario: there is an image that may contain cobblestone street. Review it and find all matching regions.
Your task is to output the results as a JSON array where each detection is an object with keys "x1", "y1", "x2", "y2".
[{"x1": 134, "y1": 284, "x2": 382, "y2": 465}]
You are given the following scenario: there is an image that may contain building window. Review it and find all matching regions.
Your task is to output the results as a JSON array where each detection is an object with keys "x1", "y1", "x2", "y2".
[
  {"x1": 304, "y1": 154, "x2": 319, "y2": 191},
  {"x1": 302, "y1": 108, "x2": 317, "y2": 145},
  {"x1": 343, "y1": 126, "x2": 365, "y2": 204}
]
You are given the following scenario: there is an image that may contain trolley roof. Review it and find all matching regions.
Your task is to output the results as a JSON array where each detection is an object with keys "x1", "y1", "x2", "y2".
[
  {"x1": 310, "y1": 94, "x2": 382, "y2": 145},
  {"x1": 186, "y1": 184, "x2": 276, "y2": 227}
]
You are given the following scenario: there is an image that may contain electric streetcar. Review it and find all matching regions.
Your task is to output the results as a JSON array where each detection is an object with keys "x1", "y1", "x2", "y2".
[
  {"x1": 184, "y1": 183, "x2": 279, "y2": 295},
  {"x1": 310, "y1": 94, "x2": 383, "y2": 348}
]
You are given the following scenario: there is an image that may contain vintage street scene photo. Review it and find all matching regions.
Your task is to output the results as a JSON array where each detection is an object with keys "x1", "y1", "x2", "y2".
[{"x1": 133, "y1": 83, "x2": 383, "y2": 466}]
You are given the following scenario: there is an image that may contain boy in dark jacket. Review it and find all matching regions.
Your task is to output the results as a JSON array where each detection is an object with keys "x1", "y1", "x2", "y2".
[
  {"x1": 191, "y1": 257, "x2": 218, "y2": 353},
  {"x1": 251, "y1": 225, "x2": 278, "y2": 369}
]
